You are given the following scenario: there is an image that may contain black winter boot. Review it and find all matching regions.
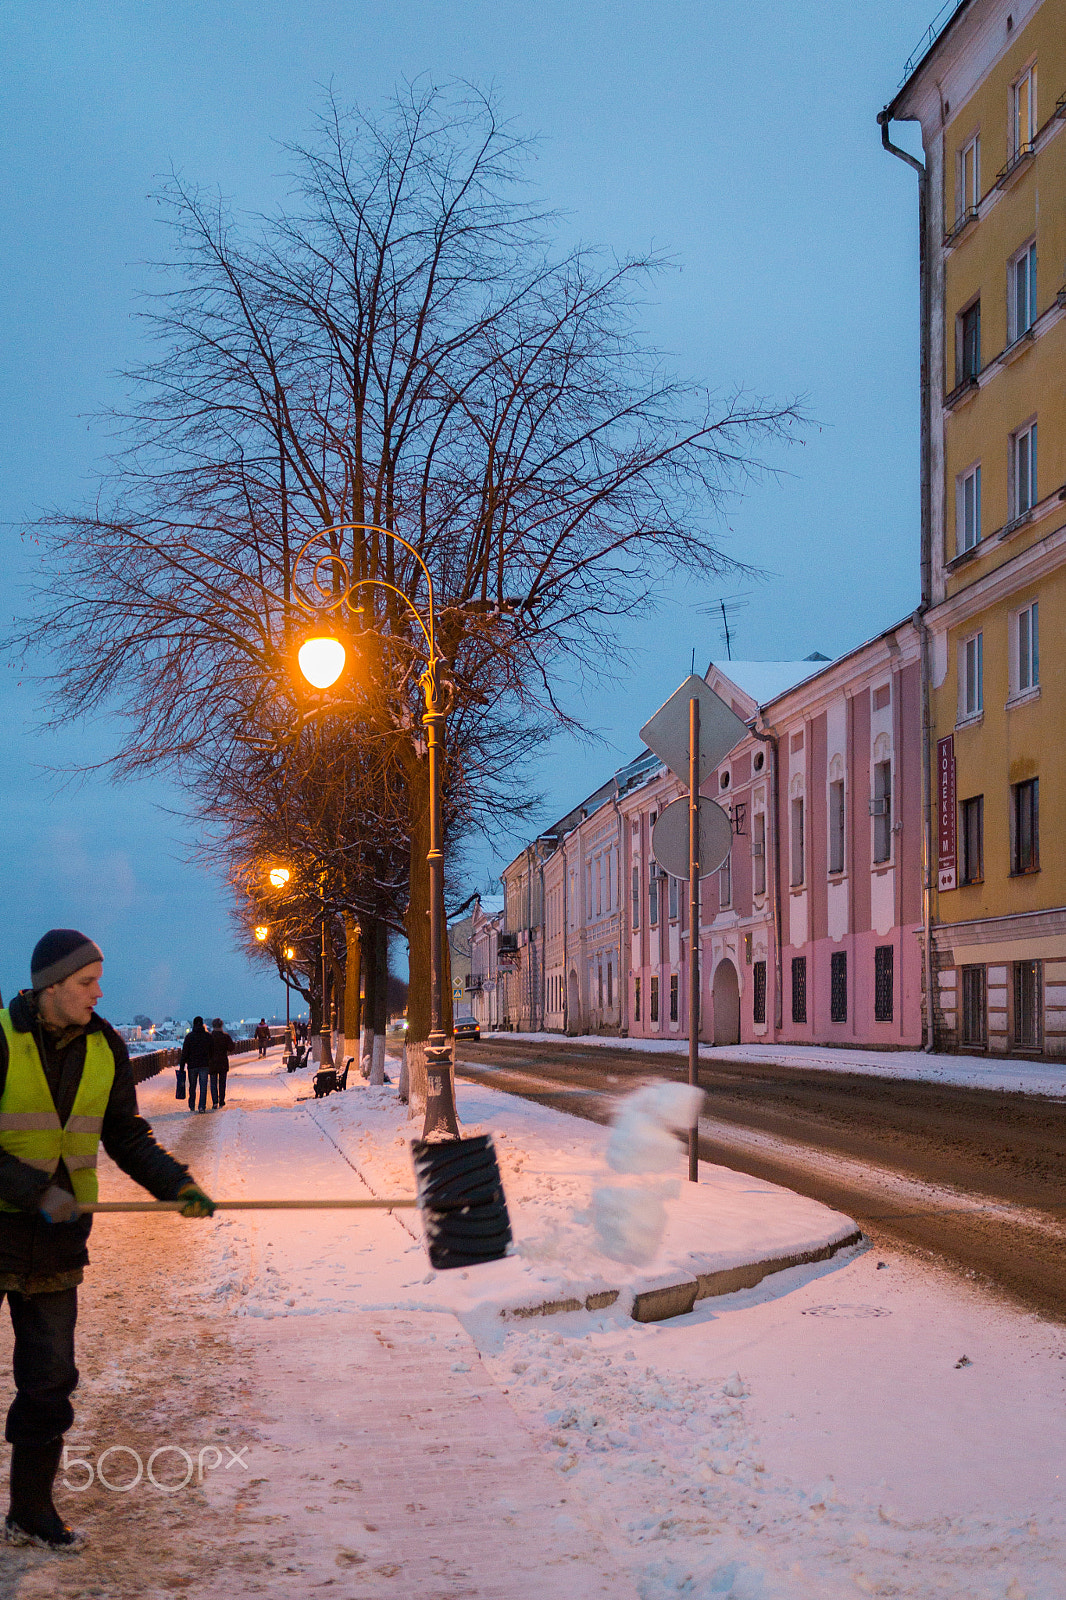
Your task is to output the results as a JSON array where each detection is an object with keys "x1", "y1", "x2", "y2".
[{"x1": 5, "y1": 1438, "x2": 85, "y2": 1552}]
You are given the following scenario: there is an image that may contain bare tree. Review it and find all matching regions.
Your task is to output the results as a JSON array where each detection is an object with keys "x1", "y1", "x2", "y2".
[{"x1": 13, "y1": 83, "x2": 802, "y2": 1053}]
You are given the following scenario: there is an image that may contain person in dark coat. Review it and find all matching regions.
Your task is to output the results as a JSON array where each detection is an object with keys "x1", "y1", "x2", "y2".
[
  {"x1": 254, "y1": 1019, "x2": 271, "y2": 1058},
  {"x1": 209, "y1": 1018, "x2": 235, "y2": 1108},
  {"x1": 179, "y1": 1017, "x2": 212, "y2": 1113},
  {"x1": 0, "y1": 928, "x2": 214, "y2": 1552}
]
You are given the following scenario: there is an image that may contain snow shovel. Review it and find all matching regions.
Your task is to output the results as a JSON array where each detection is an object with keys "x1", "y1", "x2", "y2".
[{"x1": 81, "y1": 1134, "x2": 512, "y2": 1271}]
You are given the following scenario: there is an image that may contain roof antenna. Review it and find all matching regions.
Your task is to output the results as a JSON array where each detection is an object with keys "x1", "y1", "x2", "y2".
[{"x1": 690, "y1": 646, "x2": 695, "y2": 675}]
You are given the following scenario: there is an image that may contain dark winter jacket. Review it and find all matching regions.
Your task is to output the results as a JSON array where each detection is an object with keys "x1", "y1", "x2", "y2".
[
  {"x1": 180, "y1": 1022, "x2": 212, "y2": 1072},
  {"x1": 209, "y1": 1027, "x2": 235, "y2": 1072},
  {"x1": 254, "y1": 1023, "x2": 270, "y2": 1044},
  {"x1": 0, "y1": 990, "x2": 193, "y2": 1279}
]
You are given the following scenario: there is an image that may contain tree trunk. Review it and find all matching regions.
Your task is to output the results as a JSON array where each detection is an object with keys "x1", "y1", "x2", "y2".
[
  {"x1": 361, "y1": 917, "x2": 378, "y2": 1078},
  {"x1": 344, "y1": 916, "x2": 362, "y2": 1045},
  {"x1": 405, "y1": 753, "x2": 431, "y2": 1046},
  {"x1": 369, "y1": 919, "x2": 388, "y2": 1084}
]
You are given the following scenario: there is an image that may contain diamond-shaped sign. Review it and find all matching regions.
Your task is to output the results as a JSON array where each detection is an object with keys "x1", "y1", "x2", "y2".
[{"x1": 639, "y1": 674, "x2": 750, "y2": 788}]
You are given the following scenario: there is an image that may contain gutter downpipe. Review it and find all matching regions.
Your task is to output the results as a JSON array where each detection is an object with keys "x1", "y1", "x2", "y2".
[
  {"x1": 612, "y1": 779, "x2": 627, "y2": 1035},
  {"x1": 750, "y1": 719, "x2": 783, "y2": 1033},
  {"x1": 879, "y1": 108, "x2": 936, "y2": 1051}
]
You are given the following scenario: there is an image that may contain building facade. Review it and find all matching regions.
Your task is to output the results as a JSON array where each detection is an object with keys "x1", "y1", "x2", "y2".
[{"x1": 884, "y1": 0, "x2": 1066, "y2": 1054}]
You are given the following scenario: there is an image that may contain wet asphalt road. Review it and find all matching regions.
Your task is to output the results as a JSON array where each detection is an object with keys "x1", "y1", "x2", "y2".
[{"x1": 451, "y1": 1037, "x2": 1066, "y2": 1323}]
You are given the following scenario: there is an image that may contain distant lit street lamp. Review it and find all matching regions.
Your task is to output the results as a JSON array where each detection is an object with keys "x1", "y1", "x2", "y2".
[
  {"x1": 292, "y1": 522, "x2": 460, "y2": 1139},
  {"x1": 254, "y1": 925, "x2": 269, "y2": 942}
]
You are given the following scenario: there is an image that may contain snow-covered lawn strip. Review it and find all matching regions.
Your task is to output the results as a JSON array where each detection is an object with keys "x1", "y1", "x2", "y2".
[
  {"x1": 482, "y1": 1030, "x2": 1066, "y2": 1097},
  {"x1": 241, "y1": 1069, "x2": 860, "y2": 1333}
]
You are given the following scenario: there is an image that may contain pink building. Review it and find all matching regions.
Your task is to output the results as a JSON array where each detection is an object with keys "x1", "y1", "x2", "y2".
[{"x1": 623, "y1": 621, "x2": 924, "y2": 1048}]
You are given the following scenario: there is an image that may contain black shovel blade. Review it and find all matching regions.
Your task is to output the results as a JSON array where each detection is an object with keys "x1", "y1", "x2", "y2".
[{"x1": 411, "y1": 1134, "x2": 513, "y2": 1271}]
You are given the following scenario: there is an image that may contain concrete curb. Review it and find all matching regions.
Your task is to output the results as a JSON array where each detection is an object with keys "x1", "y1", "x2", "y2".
[{"x1": 500, "y1": 1227, "x2": 864, "y2": 1326}]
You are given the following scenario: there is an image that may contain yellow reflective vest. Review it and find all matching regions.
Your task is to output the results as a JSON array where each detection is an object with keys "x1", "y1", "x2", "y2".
[{"x1": 0, "y1": 1009, "x2": 115, "y2": 1211}]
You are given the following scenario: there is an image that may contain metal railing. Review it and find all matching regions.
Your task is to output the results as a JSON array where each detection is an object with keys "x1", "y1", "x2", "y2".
[
  {"x1": 130, "y1": 1028, "x2": 288, "y2": 1085},
  {"x1": 899, "y1": 0, "x2": 969, "y2": 86}
]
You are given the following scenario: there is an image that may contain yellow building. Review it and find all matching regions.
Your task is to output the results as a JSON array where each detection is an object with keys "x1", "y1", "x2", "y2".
[{"x1": 882, "y1": 0, "x2": 1066, "y2": 1054}]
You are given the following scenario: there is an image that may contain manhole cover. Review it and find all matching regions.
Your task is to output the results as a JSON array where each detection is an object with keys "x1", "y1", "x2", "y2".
[{"x1": 800, "y1": 1305, "x2": 891, "y2": 1318}]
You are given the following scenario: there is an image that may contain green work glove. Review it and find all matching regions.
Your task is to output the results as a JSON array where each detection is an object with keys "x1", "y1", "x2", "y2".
[{"x1": 177, "y1": 1181, "x2": 216, "y2": 1218}]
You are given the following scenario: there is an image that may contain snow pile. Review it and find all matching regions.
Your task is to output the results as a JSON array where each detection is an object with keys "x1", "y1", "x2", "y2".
[{"x1": 593, "y1": 1083, "x2": 704, "y2": 1264}]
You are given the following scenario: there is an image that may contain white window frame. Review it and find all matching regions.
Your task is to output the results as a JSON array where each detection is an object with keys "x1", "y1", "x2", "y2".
[
  {"x1": 719, "y1": 849, "x2": 732, "y2": 909},
  {"x1": 1009, "y1": 239, "x2": 1037, "y2": 342},
  {"x1": 1011, "y1": 420, "x2": 1038, "y2": 519},
  {"x1": 1012, "y1": 64, "x2": 1036, "y2": 158},
  {"x1": 828, "y1": 779, "x2": 845, "y2": 875},
  {"x1": 959, "y1": 631, "x2": 984, "y2": 722},
  {"x1": 872, "y1": 760, "x2": 893, "y2": 865},
  {"x1": 956, "y1": 462, "x2": 981, "y2": 553},
  {"x1": 751, "y1": 810, "x2": 767, "y2": 897},
  {"x1": 957, "y1": 132, "x2": 980, "y2": 218},
  {"x1": 790, "y1": 794, "x2": 805, "y2": 888},
  {"x1": 1010, "y1": 600, "x2": 1040, "y2": 698}
]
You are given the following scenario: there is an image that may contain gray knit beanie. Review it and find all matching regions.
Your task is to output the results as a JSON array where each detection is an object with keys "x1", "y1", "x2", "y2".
[{"x1": 31, "y1": 928, "x2": 104, "y2": 992}]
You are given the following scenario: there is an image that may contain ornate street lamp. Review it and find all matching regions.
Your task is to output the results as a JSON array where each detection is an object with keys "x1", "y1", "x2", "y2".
[{"x1": 292, "y1": 523, "x2": 460, "y2": 1140}]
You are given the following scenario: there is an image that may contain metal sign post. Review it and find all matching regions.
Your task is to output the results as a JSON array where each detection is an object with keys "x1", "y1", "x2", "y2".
[{"x1": 688, "y1": 696, "x2": 700, "y2": 1183}]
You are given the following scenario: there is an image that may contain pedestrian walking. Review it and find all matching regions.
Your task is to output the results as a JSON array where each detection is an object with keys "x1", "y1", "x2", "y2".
[
  {"x1": 0, "y1": 928, "x2": 213, "y2": 1552},
  {"x1": 254, "y1": 1018, "x2": 270, "y2": 1058},
  {"x1": 209, "y1": 1018, "x2": 235, "y2": 1108},
  {"x1": 179, "y1": 1017, "x2": 212, "y2": 1113}
]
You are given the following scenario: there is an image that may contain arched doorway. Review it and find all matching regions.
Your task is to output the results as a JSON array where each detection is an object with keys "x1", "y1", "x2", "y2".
[
  {"x1": 712, "y1": 959, "x2": 741, "y2": 1045},
  {"x1": 567, "y1": 969, "x2": 581, "y2": 1034}
]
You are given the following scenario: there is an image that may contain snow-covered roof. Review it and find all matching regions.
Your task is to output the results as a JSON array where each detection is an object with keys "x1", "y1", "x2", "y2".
[
  {"x1": 475, "y1": 894, "x2": 504, "y2": 915},
  {"x1": 705, "y1": 660, "x2": 822, "y2": 708}
]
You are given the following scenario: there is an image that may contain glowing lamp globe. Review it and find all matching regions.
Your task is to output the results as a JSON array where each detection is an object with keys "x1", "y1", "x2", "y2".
[
  {"x1": 284, "y1": 947, "x2": 295, "y2": 961},
  {"x1": 298, "y1": 636, "x2": 346, "y2": 689},
  {"x1": 268, "y1": 866, "x2": 290, "y2": 888},
  {"x1": 254, "y1": 925, "x2": 269, "y2": 942}
]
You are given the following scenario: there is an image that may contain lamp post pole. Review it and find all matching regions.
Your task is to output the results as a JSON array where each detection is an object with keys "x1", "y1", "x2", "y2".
[
  {"x1": 320, "y1": 918, "x2": 334, "y2": 1068},
  {"x1": 292, "y1": 523, "x2": 461, "y2": 1140}
]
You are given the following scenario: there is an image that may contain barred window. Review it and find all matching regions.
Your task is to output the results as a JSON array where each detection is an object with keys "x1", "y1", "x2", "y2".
[
  {"x1": 669, "y1": 973, "x2": 679, "y2": 1023},
  {"x1": 650, "y1": 974, "x2": 660, "y2": 1024},
  {"x1": 874, "y1": 945, "x2": 894, "y2": 1022},
  {"x1": 830, "y1": 950, "x2": 847, "y2": 1023},
  {"x1": 960, "y1": 965, "x2": 986, "y2": 1048},
  {"x1": 791, "y1": 956, "x2": 807, "y2": 1024},
  {"x1": 1013, "y1": 960, "x2": 1042, "y2": 1048},
  {"x1": 752, "y1": 961, "x2": 766, "y2": 1025}
]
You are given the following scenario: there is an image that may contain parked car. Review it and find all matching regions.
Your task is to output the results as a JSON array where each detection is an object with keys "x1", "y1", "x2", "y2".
[{"x1": 453, "y1": 1013, "x2": 480, "y2": 1040}]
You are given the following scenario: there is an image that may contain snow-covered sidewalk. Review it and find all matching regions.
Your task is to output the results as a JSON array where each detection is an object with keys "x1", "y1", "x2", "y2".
[
  {"x1": 483, "y1": 1030, "x2": 1066, "y2": 1098},
  {"x1": 20, "y1": 1045, "x2": 1062, "y2": 1599}
]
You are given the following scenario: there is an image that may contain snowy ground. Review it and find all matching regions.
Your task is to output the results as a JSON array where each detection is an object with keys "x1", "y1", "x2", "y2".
[
  {"x1": 482, "y1": 1031, "x2": 1066, "y2": 1099},
  {"x1": 4, "y1": 1047, "x2": 1061, "y2": 1599}
]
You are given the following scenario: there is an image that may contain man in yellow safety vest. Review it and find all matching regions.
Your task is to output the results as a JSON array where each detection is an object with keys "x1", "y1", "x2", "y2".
[{"x1": 0, "y1": 929, "x2": 215, "y2": 1553}]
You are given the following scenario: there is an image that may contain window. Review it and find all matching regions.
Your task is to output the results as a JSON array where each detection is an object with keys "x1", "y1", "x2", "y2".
[
  {"x1": 960, "y1": 965, "x2": 987, "y2": 1048},
  {"x1": 874, "y1": 946, "x2": 894, "y2": 1022},
  {"x1": 960, "y1": 795, "x2": 984, "y2": 884},
  {"x1": 650, "y1": 974, "x2": 659, "y2": 1024},
  {"x1": 719, "y1": 849, "x2": 732, "y2": 909},
  {"x1": 958, "y1": 134, "x2": 980, "y2": 217},
  {"x1": 1009, "y1": 242, "x2": 1037, "y2": 341},
  {"x1": 1012, "y1": 421, "x2": 1037, "y2": 518},
  {"x1": 1012, "y1": 65, "x2": 1036, "y2": 157},
  {"x1": 632, "y1": 865, "x2": 640, "y2": 930},
  {"x1": 790, "y1": 796, "x2": 805, "y2": 887},
  {"x1": 960, "y1": 632, "x2": 983, "y2": 719},
  {"x1": 634, "y1": 975, "x2": 641, "y2": 1022},
  {"x1": 606, "y1": 961, "x2": 613, "y2": 1010},
  {"x1": 828, "y1": 781, "x2": 845, "y2": 874},
  {"x1": 1013, "y1": 960, "x2": 1042, "y2": 1048},
  {"x1": 752, "y1": 961, "x2": 767, "y2": 1025},
  {"x1": 669, "y1": 875, "x2": 679, "y2": 921},
  {"x1": 669, "y1": 973, "x2": 679, "y2": 1023},
  {"x1": 959, "y1": 298, "x2": 981, "y2": 379},
  {"x1": 830, "y1": 950, "x2": 848, "y2": 1023},
  {"x1": 649, "y1": 874, "x2": 659, "y2": 927},
  {"x1": 1014, "y1": 600, "x2": 1039, "y2": 694},
  {"x1": 872, "y1": 760, "x2": 892, "y2": 864},
  {"x1": 791, "y1": 956, "x2": 807, "y2": 1024},
  {"x1": 597, "y1": 963, "x2": 603, "y2": 1008},
  {"x1": 1011, "y1": 778, "x2": 1039, "y2": 874},
  {"x1": 957, "y1": 463, "x2": 981, "y2": 552},
  {"x1": 752, "y1": 812, "x2": 766, "y2": 896}
]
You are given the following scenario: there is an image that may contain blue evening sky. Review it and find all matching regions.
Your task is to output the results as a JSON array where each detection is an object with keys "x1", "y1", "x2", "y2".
[{"x1": 0, "y1": 1, "x2": 935, "y2": 1017}]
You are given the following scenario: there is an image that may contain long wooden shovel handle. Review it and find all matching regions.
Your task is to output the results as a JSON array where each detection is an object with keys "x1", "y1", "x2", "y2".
[{"x1": 81, "y1": 1198, "x2": 419, "y2": 1213}]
